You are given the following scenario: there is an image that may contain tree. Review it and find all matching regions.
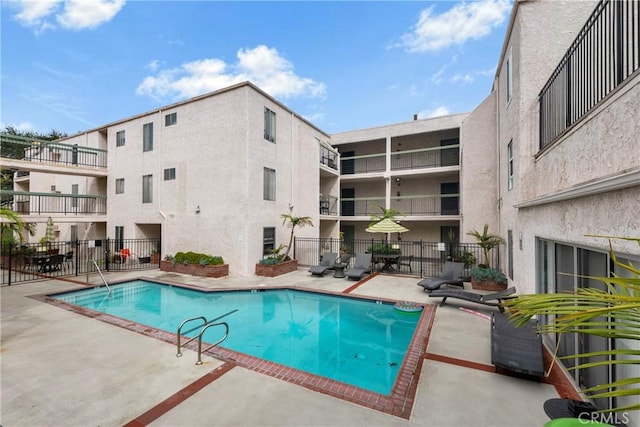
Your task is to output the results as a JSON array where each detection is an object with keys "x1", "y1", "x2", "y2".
[
  {"x1": 466, "y1": 224, "x2": 504, "y2": 267},
  {"x1": 369, "y1": 207, "x2": 404, "y2": 226},
  {"x1": 280, "y1": 214, "x2": 313, "y2": 261},
  {"x1": 505, "y1": 236, "x2": 640, "y2": 415},
  {"x1": 0, "y1": 208, "x2": 35, "y2": 245},
  {"x1": 1, "y1": 127, "x2": 69, "y2": 215}
]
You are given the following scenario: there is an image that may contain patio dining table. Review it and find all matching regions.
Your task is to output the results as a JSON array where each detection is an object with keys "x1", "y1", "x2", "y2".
[{"x1": 374, "y1": 254, "x2": 400, "y2": 272}]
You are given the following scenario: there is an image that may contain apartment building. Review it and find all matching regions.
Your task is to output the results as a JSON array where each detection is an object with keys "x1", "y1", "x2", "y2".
[
  {"x1": 331, "y1": 114, "x2": 467, "y2": 246},
  {"x1": 464, "y1": 0, "x2": 639, "y2": 418},
  {"x1": 5, "y1": 83, "x2": 332, "y2": 277}
]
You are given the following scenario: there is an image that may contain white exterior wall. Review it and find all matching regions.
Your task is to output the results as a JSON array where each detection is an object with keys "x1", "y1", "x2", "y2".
[
  {"x1": 460, "y1": 93, "x2": 499, "y2": 242},
  {"x1": 105, "y1": 83, "x2": 325, "y2": 276},
  {"x1": 464, "y1": 0, "x2": 610, "y2": 291}
]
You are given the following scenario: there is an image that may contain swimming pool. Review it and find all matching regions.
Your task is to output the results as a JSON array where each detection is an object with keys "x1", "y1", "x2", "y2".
[{"x1": 52, "y1": 280, "x2": 422, "y2": 395}]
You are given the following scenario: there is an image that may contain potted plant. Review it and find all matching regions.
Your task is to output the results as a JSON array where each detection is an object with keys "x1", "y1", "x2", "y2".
[
  {"x1": 467, "y1": 224, "x2": 506, "y2": 290},
  {"x1": 160, "y1": 251, "x2": 228, "y2": 277}
]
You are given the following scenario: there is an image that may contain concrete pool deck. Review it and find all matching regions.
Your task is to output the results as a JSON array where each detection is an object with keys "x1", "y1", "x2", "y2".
[{"x1": 1, "y1": 268, "x2": 575, "y2": 426}]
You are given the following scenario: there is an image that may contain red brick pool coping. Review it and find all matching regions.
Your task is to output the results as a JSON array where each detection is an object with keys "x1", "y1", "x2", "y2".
[{"x1": 33, "y1": 277, "x2": 436, "y2": 421}]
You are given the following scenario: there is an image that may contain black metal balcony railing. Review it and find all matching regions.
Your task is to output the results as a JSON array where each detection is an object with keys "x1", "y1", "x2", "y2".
[
  {"x1": 319, "y1": 194, "x2": 338, "y2": 215},
  {"x1": 1, "y1": 191, "x2": 107, "y2": 215},
  {"x1": 341, "y1": 145, "x2": 460, "y2": 175},
  {"x1": 319, "y1": 144, "x2": 338, "y2": 170},
  {"x1": 539, "y1": 0, "x2": 640, "y2": 150},
  {"x1": 340, "y1": 194, "x2": 459, "y2": 216},
  {"x1": 0, "y1": 133, "x2": 108, "y2": 168}
]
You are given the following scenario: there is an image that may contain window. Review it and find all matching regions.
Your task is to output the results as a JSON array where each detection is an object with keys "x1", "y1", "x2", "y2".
[
  {"x1": 116, "y1": 130, "x2": 125, "y2": 147},
  {"x1": 506, "y1": 47, "x2": 513, "y2": 103},
  {"x1": 142, "y1": 174, "x2": 153, "y2": 203},
  {"x1": 264, "y1": 107, "x2": 276, "y2": 142},
  {"x1": 507, "y1": 230, "x2": 513, "y2": 279},
  {"x1": 115, "y1": 226, "x2": 124, "y2": 251},
  {"x1": 263, "y1": 227, "x2": 275, "y2": 256},
  {"x1": 143, "y1": 122, "x2": 153, "y2": 152},
  {"x1": 507, "y1": 140, "x2": 514, "y2": 190},
  {"x1": 165, "y1": 112, "x2": 177, "y2": 126},
  {"x1": 164, "y1": 168, "x2": 176, "y2": 181},
  {"x1": 115, "y1": 178, "x2": 125, "y2": 194},
  {"x1": 71, "y1": 184, "x2": 78, "y2": 208},
  {"x1": 70, "y1": 225, "x2": 77, "y2": 242},
  {"x1": 263, "y1": 167, "x2": 276, "y2": 200}
]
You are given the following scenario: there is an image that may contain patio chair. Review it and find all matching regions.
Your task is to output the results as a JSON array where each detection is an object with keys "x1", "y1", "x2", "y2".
[
  {"x1": 64, "y1": 251, "x2": 74, "y2": 271},
  {"x1": 309, "y1": 252, "x2": 338, "y2": 276},
  {"x1": 491, "y1": 312, "x2": 544, "y2": 377},
  {"x1": 417, "y1": 261, "x2": 465, "y2": 292},
  {"x1": 345, "y1": 253, "x2": 372, "y2": 280},
  {"x1": 427, "y1": 287, "x2": 516, "y2": 313},
  {"x1": 395, "y1": 255, "x2": 413, "y2": 272}
]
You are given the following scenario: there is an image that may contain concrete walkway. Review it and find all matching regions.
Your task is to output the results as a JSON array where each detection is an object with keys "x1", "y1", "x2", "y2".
[{"x1": 1, "y1": 268, "x2": 565, "y2": 426}]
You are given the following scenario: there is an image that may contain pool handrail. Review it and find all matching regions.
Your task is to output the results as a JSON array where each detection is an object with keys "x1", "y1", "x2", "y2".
[
  {"x1": 196, "y1": 322, "x2": 229, "y2": 365},
  {"x1": 91, "y1": 260, "x2": 111, "y2": 294},
  {"x1": 176, "y1": 309, "x2": 238, "y2": 360},
  {"x1": 176, "y1": 316, "x2": 208, "y2": 357}
]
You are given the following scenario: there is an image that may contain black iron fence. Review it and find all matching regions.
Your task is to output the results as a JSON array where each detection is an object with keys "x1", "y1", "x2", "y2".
[
  {"x1": 0, "y1": 238, "x2": 161, "y2": 286},
  {"x1": 294, "y1": 237, "x2": 499, "y2": 278},
  {"x1": 539, "y1": 0, "x2": 640, "y2": 150}
]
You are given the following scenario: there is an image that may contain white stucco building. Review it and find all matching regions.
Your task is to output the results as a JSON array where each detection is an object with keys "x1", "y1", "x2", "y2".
[{"x1": 2, "y1": 0, "x2": 639, "y2": 418}]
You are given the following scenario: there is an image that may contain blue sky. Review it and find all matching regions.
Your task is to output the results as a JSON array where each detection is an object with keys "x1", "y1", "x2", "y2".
[{"x1": 1, "y1": 0, "x2": 512, "y2": 136}]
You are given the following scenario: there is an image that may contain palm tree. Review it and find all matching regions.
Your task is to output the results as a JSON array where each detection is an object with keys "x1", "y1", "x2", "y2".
[
  {"x1": 466, "y1": 224, "x2": 504, "y2": 267},
  {"x1": 280, "y1": 214, "x2": 313, "y2": 261},
  {"x1": 0, "y1": 208, "x2": 35, "y2": 244},
  {"x1": 369, "y1": 207, "x2": 404, "y2": 226},
  {"x1": 504, "y1": 237, "x2": 640, "y2": 414}
]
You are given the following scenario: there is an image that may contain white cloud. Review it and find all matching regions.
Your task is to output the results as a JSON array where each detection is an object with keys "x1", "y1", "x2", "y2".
[
  {"x1": 145, "y1": 60, "x2": 162, "y2": 72},
  {"x1": 450, "y1": 73, "x2": 474, "y2": 85},
  {"x1": 57, "y1": 0, "x2": 125, "y2": 30},
  {"x1": 398, "y1": 0, "x2": 511, "y2": 53},
  {"x1": 136, "y1": 45, "x2": 327, "y2": 102},
  {"x1": 10, "y1": 0, "x2": 124, "y2": 32},
  {"x1": 418, "y1": 106, "x2": 451, "y2": 119}
]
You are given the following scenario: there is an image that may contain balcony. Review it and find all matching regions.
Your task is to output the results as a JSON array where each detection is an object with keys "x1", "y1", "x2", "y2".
[
  {"x1": 340, "y1": 194, "x2": 459, "y2": 217},
  {"x1": 341, "y1": 145, "x2": 460, "y2": 176},
  {"x1": 319, "y1": 141, "x2": 339, "y2": 172},
  {"x1": 1, "y1": 191, "x2": 107, "y2": 215},
  {"x1": 0, "y1": 133, "x2": 108, "y2": 169},
  {"x1": 319, "y1": 194, "x2": 338, "y2": 216}
]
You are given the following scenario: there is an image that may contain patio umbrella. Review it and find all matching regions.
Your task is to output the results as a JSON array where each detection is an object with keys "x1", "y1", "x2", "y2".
[
  {"x1": 45, "y1": 217, "x2": 56, "y2": 243},
  {"x1": 365, "y1": 218, "x2": 409, "y2": 234}
]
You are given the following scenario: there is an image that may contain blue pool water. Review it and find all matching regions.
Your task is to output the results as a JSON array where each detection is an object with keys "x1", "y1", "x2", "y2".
[{"x1": 53, "y1": 280, "x2": 421, "y2": 394}]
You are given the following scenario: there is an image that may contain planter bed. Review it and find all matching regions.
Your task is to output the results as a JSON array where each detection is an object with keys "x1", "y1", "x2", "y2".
[
  {"x1": 255, "y1": 259, "x2": 298, "y2": 277},
  {"x1": 160, "y1": 260, "x2": 229, "y2": 278}
]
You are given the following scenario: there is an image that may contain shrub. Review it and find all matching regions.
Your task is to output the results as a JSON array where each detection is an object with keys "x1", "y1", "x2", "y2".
[
  {"x1": 471, "y1": 266, "x2": 507, "y2": 284},
  {"x1": 170, "y1": 251, "x2": 224, "y2": 266},
  {"x1": 366, "y1": 243, "x2": 401, "y2": 254}
]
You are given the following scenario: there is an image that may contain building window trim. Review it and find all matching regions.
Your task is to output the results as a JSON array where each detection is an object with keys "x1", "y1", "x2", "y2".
[
  {"x1": 506, "y1": 47, "x2": 513, "y2": 104},
  {"x1": 116, "y1": 130, "x2": 125, "y2": 147},
  {"x1": 115, "y1": 178, "x2": 125, "y2": 194},
  {"x1": 164, "y1": 168, "x2": 176, "y2": 181},
  {"x1": 143, "y1": 122, "x2": 154, "y2": 152},
  {"x1": 263, "y1": 167, "x2": 276, "y2": 201},
  {"x1": 264, "y1": 107, "x2": 276, "y2": 143},
  {"x1": 165, "y1": 112, "x2": 177, "y2": 127},
  {"x1": 142, "y1": 174, "x2": 153, "y2": 203},
  {"x1": 507, "y1": 140, "x2": 514, "y2": 191}
]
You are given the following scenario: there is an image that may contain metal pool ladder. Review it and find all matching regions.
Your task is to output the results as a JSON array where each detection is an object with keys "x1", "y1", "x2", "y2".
[
  {"x1": 176, "y1": 309, "x2": 237, "y2": 365},
  {"x1": 91, "y1": 260, "x2": 111, "y2": 294}
]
